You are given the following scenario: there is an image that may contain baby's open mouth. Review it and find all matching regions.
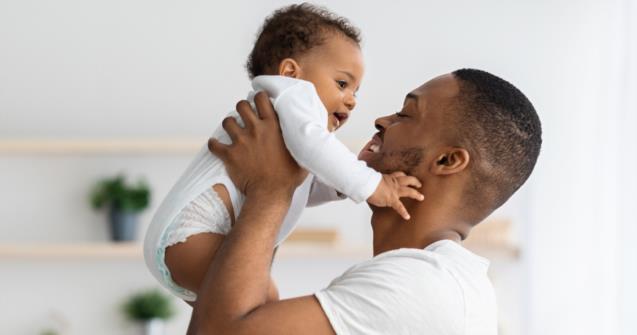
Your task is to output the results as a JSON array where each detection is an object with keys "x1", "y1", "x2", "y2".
[{"x1": 332, "y1": 112, "x2": 349, "y2": 129}]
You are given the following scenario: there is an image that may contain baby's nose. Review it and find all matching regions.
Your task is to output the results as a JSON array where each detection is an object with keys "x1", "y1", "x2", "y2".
[{"x1": 344, "y1": 94, "x2": 356, "y2": 111}]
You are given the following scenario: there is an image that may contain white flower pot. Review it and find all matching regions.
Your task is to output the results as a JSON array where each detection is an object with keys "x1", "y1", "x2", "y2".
[{"x1": 144, "y1": 318, "x2": 164, "y2": 335}]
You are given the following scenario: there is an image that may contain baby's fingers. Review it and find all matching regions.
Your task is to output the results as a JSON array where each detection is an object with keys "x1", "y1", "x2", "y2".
[
  {"x1": 391, "y1": 199, "x2": 411, "y2": 221},
  {"x1": 397, "y1": 175, "x2": 422, "y2": 188},
  {"x1": 399, "y1": 186, "x2": 425, "y2": 201}
]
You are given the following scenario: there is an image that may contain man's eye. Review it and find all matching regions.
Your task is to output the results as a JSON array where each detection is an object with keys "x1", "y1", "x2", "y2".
[
  {"x1": 395, "y1": 112, "x2": 407, "y2": 118},
  {"x1": 337, "y1": 80, "x2": 348, "y2": 89}
]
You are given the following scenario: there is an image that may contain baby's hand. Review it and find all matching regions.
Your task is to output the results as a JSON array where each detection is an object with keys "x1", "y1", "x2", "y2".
[{"x1": 367, "y1": 172, "x2": 424, "y2": 220}]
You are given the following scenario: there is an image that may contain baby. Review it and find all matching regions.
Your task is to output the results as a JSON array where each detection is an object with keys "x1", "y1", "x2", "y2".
[{"x1": 143, "y1": 3, "x2": 423, "y2": 303}]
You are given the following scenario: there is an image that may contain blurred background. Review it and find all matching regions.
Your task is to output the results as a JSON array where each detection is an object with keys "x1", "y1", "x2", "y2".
[{"x1": 1, "y1": 0, "x2": 635, "y2": 334}]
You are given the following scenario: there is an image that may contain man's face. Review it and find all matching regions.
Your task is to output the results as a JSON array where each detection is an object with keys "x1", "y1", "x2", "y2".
[{"x1": 359, "y1": 74, "x2": 460, "y2": 177}]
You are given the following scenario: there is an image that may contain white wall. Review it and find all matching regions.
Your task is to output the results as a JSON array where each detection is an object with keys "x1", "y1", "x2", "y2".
[
  {"x1": 1, "y1": 1, "x2": 633, "y2": 334},
  {"x1": 523, "y1": 1, "x2": 636, "y2": 334},
  {"x1": 619, "y1": 4, "x2": 637, "y2": 335}
]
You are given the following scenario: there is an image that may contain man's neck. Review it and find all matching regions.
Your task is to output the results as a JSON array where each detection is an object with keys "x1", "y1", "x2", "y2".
[{"x1": 370, "y1": 199, "x2": 468, "y2": 256}]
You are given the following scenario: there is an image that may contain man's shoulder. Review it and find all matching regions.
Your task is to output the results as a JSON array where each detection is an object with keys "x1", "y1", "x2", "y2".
[
  {"x1": 354, "y1": 240, "x2": 488, "y2": 274},
  {"x1": 326, "y1": 241, "x2": 492, "y2": 300},
  {"x1": 315, "y1": 246, "x2": 468, "y2": 335},
  {"x1": 360, "y1": 247, "x2": 447, "y2": 272},
  {"x1": 327, "y1": 246, "x2": 463, "y2": 295},
  {"x1": 315, "y1": 241, "x2": 496, "y2": 335}
]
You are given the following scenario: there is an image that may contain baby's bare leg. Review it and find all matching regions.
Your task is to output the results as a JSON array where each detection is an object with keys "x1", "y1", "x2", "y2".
[{"x1": 164, "y1": 184, "x2": 279, "y2": 306}]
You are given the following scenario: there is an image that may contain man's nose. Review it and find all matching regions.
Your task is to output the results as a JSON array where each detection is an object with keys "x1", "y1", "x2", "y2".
[{"x1": 375, "y1": 115, "x2": 391, "y2": 132}]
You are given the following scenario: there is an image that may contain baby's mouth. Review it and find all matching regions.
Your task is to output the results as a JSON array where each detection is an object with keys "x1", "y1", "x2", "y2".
[{"x1": 332, "y1": 112, "x2": 349, "y2": 130}]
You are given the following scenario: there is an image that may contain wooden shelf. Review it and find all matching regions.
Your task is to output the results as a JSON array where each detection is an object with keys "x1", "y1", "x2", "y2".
[
  {"x1": 0, "y1": 138, "x2": 205, "y2": 155},
  {"x1": 0, "y1": 222, "x2": 518, "y2": 260},
  {"x1": 0, "y1": 241, "x2": 516, "y2": 261},
  {"x1": 0, "y1": 228, "x2": 361, "y2": 260},
  {"x1": 0, "y1": 242, "x2": 143, "y2": 260},
  {"x1": 462, "y1": 241, "x2": 519, "y2": 260},
  {"x1": 463, "y1": 219, "x2": 520, "y2": 259},
  {"x1": 0, "y1": 138, "x2": 367, "y2": 155},
  {"x1": 0, "y1": 242, "x2": 370, "y2": 260}
]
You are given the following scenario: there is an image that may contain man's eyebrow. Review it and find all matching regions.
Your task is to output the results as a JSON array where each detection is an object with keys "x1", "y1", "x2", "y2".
[{"x1": 404, "y1": 92, "x2": 420, "y2": 110}]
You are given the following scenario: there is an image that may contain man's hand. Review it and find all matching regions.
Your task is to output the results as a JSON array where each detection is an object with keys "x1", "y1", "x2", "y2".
[
  {"x1": 188, "y1": 91, "x2": 334, "y2": 335},
  {"x1": 208, "y1": 91, "x2": 308, "y2": 199}
]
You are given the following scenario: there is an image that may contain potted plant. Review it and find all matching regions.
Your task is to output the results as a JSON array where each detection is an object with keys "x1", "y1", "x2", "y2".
[
  {"x1": 123, "y1": 289, "x2": 175, "y2": 335},
  {"x1": 90, "y1": 174, "x2": 150, "y2": 241}
]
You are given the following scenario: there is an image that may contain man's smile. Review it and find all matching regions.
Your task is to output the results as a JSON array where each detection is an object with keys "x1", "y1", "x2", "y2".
[{"x1": 358, "y1": 133, "x2": 383, "y2": 161}]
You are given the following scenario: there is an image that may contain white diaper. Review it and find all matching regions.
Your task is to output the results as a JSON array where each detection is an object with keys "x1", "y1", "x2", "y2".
[{"x1": 156, "y1": 187, "x2": 232, "y2": 301}]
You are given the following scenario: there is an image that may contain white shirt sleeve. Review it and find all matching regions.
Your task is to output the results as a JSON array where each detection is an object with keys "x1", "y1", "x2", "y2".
[
  {"x1": 306, "y1": 176, "x2": 346, "y2": 207},
  {"x1": 314, "y1": 249, "x2": 465, "y2": 335},
  {"x1": 252, "y1": 75, "x2": 382, "y2": 203}
]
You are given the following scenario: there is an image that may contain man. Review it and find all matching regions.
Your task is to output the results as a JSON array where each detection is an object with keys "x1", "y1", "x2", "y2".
[{"x1": 187, "y1": 69, "x2": 542, "y2": 334}]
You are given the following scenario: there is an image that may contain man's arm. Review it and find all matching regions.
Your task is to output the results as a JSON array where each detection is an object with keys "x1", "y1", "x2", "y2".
[{"x1": 187, "y1": 92, "x2": 335, "y2": 335}]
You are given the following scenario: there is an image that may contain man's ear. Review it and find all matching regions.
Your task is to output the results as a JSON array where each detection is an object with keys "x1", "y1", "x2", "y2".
[
  {"x1": 431, "y1": 147, "x2": 470, "y2": 175},
  {"x1": 278, "y1": 58, "x2": 302, "y2": 78}
]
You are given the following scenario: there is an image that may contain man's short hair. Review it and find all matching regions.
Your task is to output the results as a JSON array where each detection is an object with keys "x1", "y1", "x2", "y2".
[
  {"x1": 451, "y1": 69, "x2": 542, "y2": 209},
  {"x1": 245, "y1": 3, "x2": 361, "y2": 79}
]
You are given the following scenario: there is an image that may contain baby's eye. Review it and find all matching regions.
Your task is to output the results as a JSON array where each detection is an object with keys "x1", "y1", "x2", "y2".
[
  {"x1": 336, "y1": 80, "x2": 348, "y2": 89},
  {"x1": 395, "y1": 111, "x2": 407, "y2": 118}
]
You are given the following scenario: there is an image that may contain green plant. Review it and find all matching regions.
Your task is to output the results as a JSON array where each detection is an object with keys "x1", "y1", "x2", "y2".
[
  {"x1": 90, "y1": 174, "x2": 150, "y2": 212},
  {"x1": 123, "y1": 289, "x2": 175, "y2": 321}
]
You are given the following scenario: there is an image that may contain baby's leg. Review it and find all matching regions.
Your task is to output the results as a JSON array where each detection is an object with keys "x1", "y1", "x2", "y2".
[{"x1": 164, "y1": 184, "x2": 279, "y2": 305}]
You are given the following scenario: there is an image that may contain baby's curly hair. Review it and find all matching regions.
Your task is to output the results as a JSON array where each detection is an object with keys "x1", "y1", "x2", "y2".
[{"x1": 246, "y1": 3, "x2": 361, "y2": 79}]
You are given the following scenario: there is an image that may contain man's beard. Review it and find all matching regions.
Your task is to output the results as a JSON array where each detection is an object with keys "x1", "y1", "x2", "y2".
[{"x1": 368, "y1": 147, "x2": 425, "y2": 176}]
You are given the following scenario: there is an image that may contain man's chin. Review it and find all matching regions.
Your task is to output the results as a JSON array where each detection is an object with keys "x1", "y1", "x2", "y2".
[
  {"x1": 359, "y1": 152, "x2": 385, "y2": 173},
  {"x1": 357, "y1": 149, "x2": 375, "y2": 163}
]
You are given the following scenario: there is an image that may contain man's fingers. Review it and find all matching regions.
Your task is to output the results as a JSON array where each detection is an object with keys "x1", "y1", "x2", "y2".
[
  {"x1": 221, "y1": 116, "x2": 243, "y2": 143},
  {"x1": 254, "y1": 91, "x2": 277, "y2": 121},
  {"x1": 208, "y1": 138, "x2": 230, "y2": 160},
  {"x1": 235, "y1": 100, "x2": 257, "y2": 130},
  {"x1": 398, "y1": 175, "x2": 422, "y2": 188},
  {"x1": 392, "y1": 200, "x2": 411, "y2": 221}
]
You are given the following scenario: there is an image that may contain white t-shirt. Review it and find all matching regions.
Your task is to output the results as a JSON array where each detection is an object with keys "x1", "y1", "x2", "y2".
[{"x1": 315, "y1": 240, "x2": 497, "y2": 335}]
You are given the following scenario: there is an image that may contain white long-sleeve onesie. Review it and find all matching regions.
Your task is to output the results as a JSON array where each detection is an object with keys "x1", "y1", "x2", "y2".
[
  {"x1": 254, "y1": 75, "x2": 382, "y2": 201},
  {"x1": 143, "y1": 75, "x2": 381, "y2": 300}
]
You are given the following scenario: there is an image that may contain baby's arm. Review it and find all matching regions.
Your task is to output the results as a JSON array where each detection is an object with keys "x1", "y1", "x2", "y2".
[
  {"x1": 306, "y1": 177, "x2": 345, "y2": 207},
  {"x1": 253, "y1": 76, "x2": 423, "y2": 218}
]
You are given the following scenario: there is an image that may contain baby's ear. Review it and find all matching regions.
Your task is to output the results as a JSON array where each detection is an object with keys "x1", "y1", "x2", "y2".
[
  {"x1": 278, "y1": 58, "x2": 302, "y2": 78},
  {"x1": 431, "y1": 147, "x2": 470, "y2": 176}
]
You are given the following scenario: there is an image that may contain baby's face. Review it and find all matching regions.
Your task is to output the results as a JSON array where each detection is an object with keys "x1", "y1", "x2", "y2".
[{"x1": 297, "y1": 34, "x2": 364, "y2": 132}]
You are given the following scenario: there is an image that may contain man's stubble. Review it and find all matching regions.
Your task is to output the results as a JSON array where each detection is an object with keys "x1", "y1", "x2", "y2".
[{"x1": 369, "y1": 147, "x2": 426, "y2": 176}]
